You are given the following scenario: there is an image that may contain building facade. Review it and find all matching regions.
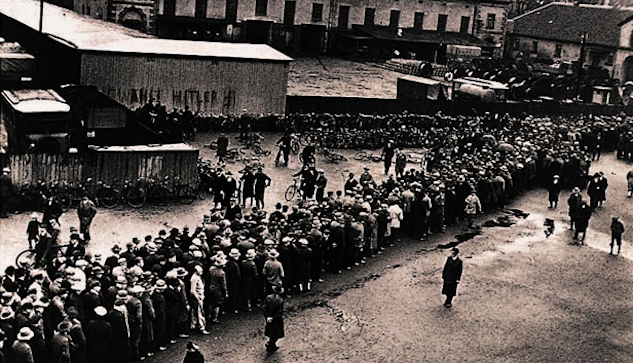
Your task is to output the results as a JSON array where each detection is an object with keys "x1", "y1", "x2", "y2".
[
  {"x1": 154, "y1": 0, "x2": 510, "y2": 56},
  {"x1": 506, "y1": 3, "x2": 633, "y2": 83}
]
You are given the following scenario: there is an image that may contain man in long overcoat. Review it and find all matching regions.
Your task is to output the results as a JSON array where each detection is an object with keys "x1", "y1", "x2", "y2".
[
  {"x1": 85, "y1": 307, "x2": 112, "y2": 363},
  {"x1": 263, "y1": 286, "x2": 284, "y2": 353},
  {"x1": 442, "y1": 248, "x2": 463, "y2": 308}
]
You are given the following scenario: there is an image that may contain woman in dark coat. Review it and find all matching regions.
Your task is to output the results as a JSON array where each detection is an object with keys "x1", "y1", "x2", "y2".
[
  {"x1": 85, "y1": 308, "x2": 112, "y2": 363},
  {"x1": 441, "y1": 248, "x2": 463, "y2": 308},
  {"x1": 263, "y1": 286, "x2": 284, "y2": 353}
]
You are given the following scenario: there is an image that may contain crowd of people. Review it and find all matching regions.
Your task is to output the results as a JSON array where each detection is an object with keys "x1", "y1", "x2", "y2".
[{"x1": 0, "y1": 112, "x2": 632, "y2": 363}]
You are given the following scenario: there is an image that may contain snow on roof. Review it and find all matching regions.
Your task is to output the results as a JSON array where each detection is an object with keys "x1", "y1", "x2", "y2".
[
  {"x1": 0, "y1": 0, "x2": 292, "y2": 62},
  {"x1": 398, "y1": 75, "x2": 441, "y2": 86},
  {"x1": 88, "y1": 143, "x2": 199, "y2": 152},
  {"x1": 2, "y1": 89, "x2": 70, "y2": 113}
]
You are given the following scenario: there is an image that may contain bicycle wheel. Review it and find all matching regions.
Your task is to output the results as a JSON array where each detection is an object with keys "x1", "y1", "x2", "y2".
[
  {"x1": 56, "y1": 193, "x2": 73, "y2": 212},
  {"x1": 291, "y1": 142, "x2": 299, "y2": 155},
  {"x1": 177, "y1": 186, "x2": 197, "y2": 205},
  {"x1": 151, "y1": 186, "x2": 170, "y2": 206},
  {"x1": 98, "y1": 187, "x2": 120, "y2": 209},
  {"x1": 354, "y1": 151, "x2": 368, "y2": 161},
  {"x1": 285, "y1": 184, "x2": 297, "y2": 201},
  {"x1": 125, "y1": 186, "x2": 146, "y2": 208},
  {"x1": 324, "y1": 154, "x2": 340, "y2": 164},
  {"x1": 16, "y1": 249, "x2": 37, "y2": 269}
]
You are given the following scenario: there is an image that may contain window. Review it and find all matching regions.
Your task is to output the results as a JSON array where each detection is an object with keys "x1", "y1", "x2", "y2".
[
  {"x1": 554, "y1": 44, "x2": 562, "y2": 58},
  {"x1": 460, "y1": 16, "x2": 470, "y2": 34},
  {"x1": 87, "y1": 6, "x2": 90, "y2": 15},
  {"x1": 437, "y1": 14, "x2": 447, "y2": 32},
  {"x1": 364, "y1": 8, "x2": 375, "y2": 26},
  {"x1": 164, "y1": 0, "x2": 176, "y2": 16},
  {"x1": 414, "y1": 12, "x2": 424, "y2": 29},
  {"x1": 532, "y1": 41, "x2": 538, "y2": 53},
  {"x1": 195, "y1": 0, "x2": 207, "y2": 18},
  {"x1": 255, "y1": 0, "x2": 267, "y2": 16},
  {"x1": 312, "y1": 3, "x2": 323, "y2": 22},
  {"x1": 486, "y1": 13, "x2": 496, "y2": 29},
  {"x1": 389, "y1": 10, "x2": 400, "y2": 28},
  {"x1": 606, "y1": 53, "x2": 614, "y2": 66},
  {"x1": 284, "y1": 1, "x2": 296, "y2": 26},
  {"x1": 338, "y1": 5, "x2": 350, "y2": 29},
  {"x1": 514, "y1": 39, "x2": 520, "y2": 50}
]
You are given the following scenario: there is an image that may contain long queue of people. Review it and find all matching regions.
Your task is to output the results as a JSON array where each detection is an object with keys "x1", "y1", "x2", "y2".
[{"x1": 0, "y1": 113, "x2": 632, "y2": 363}]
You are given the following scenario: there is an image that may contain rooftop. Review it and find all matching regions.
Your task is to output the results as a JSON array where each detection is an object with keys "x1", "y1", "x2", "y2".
[
  {"x1": 355, "y1": 26, "x2": 487, "y2": 47},
  {"x1": 511, "y1": 3, "x2": 633, "y2": 48},
  {"x1": 0, "y1": 0, "x2": 292, "y2": 62},
  {"x1": 2, "y1": 89, "x2": 70, "y2": 113}
]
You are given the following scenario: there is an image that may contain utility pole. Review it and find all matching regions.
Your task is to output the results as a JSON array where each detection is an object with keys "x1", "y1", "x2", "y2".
[
  {"x1": 575, "y1": 32, "x2": 587, "y2": 100},
  {"x1": 39, "y1": 0, "x2": 44, "y2": 32}
]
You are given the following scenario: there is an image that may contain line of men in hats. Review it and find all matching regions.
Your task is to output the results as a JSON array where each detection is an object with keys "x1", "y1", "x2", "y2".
[{"x1": 1, "y1": 112, "x2": 631, "y2": 363}]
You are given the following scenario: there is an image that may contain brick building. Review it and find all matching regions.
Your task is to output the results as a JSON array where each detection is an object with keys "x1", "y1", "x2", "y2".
[{"x1": 506, "y1": 3, "x2": 633, "y2": 83}]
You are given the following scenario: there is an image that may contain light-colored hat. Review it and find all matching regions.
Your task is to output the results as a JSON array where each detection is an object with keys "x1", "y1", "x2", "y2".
[
  {"x1": 94, "y1": 306, "x2": 107, "y2": 317},
  {"x1": 229, "y1": 248, "x2": 240, "y2": 258},
  {"x1": 572, "y1": 187, "x2": 580, "y2": 193},
  {"x1": 130, "y1": 285, "x2": 145, "y2": 294},
  {"x1": 2, "y1": 167, "x2": 10, "y2": 173},
  {"x1": 154, "y1": 279, "x2": 167, "y2": 290},
  {"x1": 17, "y1": 327, "x2": 34, "y2": 341},
  {"x1": 268, "y1": 249, "x2": 280, "y2": 259},
  {"x1": 298, "y1": 238, "x2": 309, "y2": 245}
]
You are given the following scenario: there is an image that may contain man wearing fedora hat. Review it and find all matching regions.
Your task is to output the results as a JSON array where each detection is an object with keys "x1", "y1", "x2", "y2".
[
  {"x1": 442, "y1": 247, "x2": 463, "y2": 308},
  {"x1": 262, "y1": 249, "x2": 284, "y2": 296},
  {"x1": 183, "y1": 341, "x2": 204, "y2": 363},
  {"x1": 190, "y1": 265, "x2": 209, "y2": 335},
  {"x1": 207, "y1": 256, "x2": 228, "y2": 324},
  {"x1": 85, "y1": 307, "x2": 113, "y2": 363},
  {"x1": 263, "y1": 285, "x2": 284, "y2": 353},
  {"x1": 151, "y1": 279, "x2": 168, "y2": 351},
  {"x1": 51, "y1": 321, "x2": 72, "y2": 363},
  {"x1": 12, "y1": 327, "x2": 34, "y2": 363}
]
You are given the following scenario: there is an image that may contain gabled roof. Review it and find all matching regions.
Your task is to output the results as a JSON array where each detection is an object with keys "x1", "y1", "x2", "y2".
[
  {"x1": 511, "y1": 3, "x2": 633, "y2": 48},
  {"x1": 0, "y1": 0, "x2": 292, "y2": 62}
]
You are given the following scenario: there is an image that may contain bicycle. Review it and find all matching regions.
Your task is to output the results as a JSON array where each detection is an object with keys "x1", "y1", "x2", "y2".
[
  {"x1": 123, "y1": 178, "x2": 147, "y2": 208},
  {"x1": 285, "y1": 177, "x2": 303, "y2": 201},
  {"x1": 354, "y1": 150, "x2": 383, "y2": 162},
  {"x1": 15, "y1": 243, "x2": 70, "y2": 269},
  {"x1": 317, "y1": 147, "x2": 348, "y2": 164},
  {"x1": 336, "y1": 169, "x2": 351, "y2": 182}
]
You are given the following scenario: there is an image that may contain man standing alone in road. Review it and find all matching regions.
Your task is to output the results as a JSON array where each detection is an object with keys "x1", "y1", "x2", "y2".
[
  {"x1": 263, "y1": 285, "x2": 284, "y2": 353},
  {"x1": 442, "y1": 247, "x2": 463, "y2": 308}
]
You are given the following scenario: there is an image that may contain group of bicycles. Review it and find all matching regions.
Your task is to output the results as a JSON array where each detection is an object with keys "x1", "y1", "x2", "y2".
[{"x1": 8, "y1": 176, "x2": 200, "y2": 214}]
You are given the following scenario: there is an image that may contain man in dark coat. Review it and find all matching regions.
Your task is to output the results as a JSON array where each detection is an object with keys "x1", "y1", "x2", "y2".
[
  {"x1": 263, "y1": 286, "x2": 284, "y2": 353},
  {"x1": 85, "y1": 307, "x2": 112, "y2": 363},
  {"x1": 574, "y1": 202, "x2": 592, "y2": 244},
  {"x1": 548, "y1": 175, "x2": 562, "y2": 209},
  {"x1": 151, "y1": 280, "x2": 168, "y2": 351},
  {"x1": 104, "y1": 302, "x2": 129, "y2": 363},
  {"x1": 183, "y1": 341, "x2": 204, "y2": 363},
  {"x1": 254, "y1": 168, "x2": 271, "y2": 209},
  {"x1": 567, "y1": 187, "x2": 583, "y2": 230},
  {"x1": 216, "y1": 133, "x2": 229, "y2": 163},
  {"x1": 587, "y1": 173, "x2": 602, "y2": 210},
  {"x1": 0, "y1": 167, "x2": 14, "y2": 218},
  {"x1": 77, "y1": 195, "x2": 97, "y2": 242},
  {"x1": 441, "y1": 248, "x2": 463, "y2": 308},
  {"x1": 50, "y1": 321, "x2": 72, "y2": 363}
]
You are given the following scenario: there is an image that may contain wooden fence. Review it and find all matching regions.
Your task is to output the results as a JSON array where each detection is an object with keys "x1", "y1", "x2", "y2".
[{"x1": 0, "y1": 148, "x2": 199, "y2": 188}]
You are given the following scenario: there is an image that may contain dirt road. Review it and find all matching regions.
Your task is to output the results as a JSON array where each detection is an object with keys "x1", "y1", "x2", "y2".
[{"x1": 1, "y1": 138, "x2": 631, "y2": 363}]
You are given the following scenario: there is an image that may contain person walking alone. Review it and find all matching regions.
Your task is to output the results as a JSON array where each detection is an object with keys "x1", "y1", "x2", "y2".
[
  {"x1": 610, "y1": 216, "x2": 625, "y2": 256},
  {"x1": 263, "y1": 285, "x2": 284, "y2": 353},
  {"x1": 77, "y1": 194, "x2": 97, "y2": 243},
  {"x1": 548, "y1": 175, "x2": 562, "y2": 209},
  {"x1": 464, "y1": 188, "x2": 482, "y2": 229},
  {"x1": 441, "y1": 248, "x2": 463, "y2": 308}
]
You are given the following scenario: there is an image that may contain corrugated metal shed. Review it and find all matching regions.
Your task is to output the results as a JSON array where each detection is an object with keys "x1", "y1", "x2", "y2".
[
  {"x1": 0, "y1": 0, "x2": 292, "y2": 114},
  {"x1": 0, "y1": 0, "x2": 292, "y2": 62}
]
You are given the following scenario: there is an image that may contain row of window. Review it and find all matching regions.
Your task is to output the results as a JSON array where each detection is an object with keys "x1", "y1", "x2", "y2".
[
  {"x1": 514, "y1": 40, "x2": 614, "y2": 65},
  {"x1": 166, "y1": 0, "x2": 497, "y2": 31}
]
